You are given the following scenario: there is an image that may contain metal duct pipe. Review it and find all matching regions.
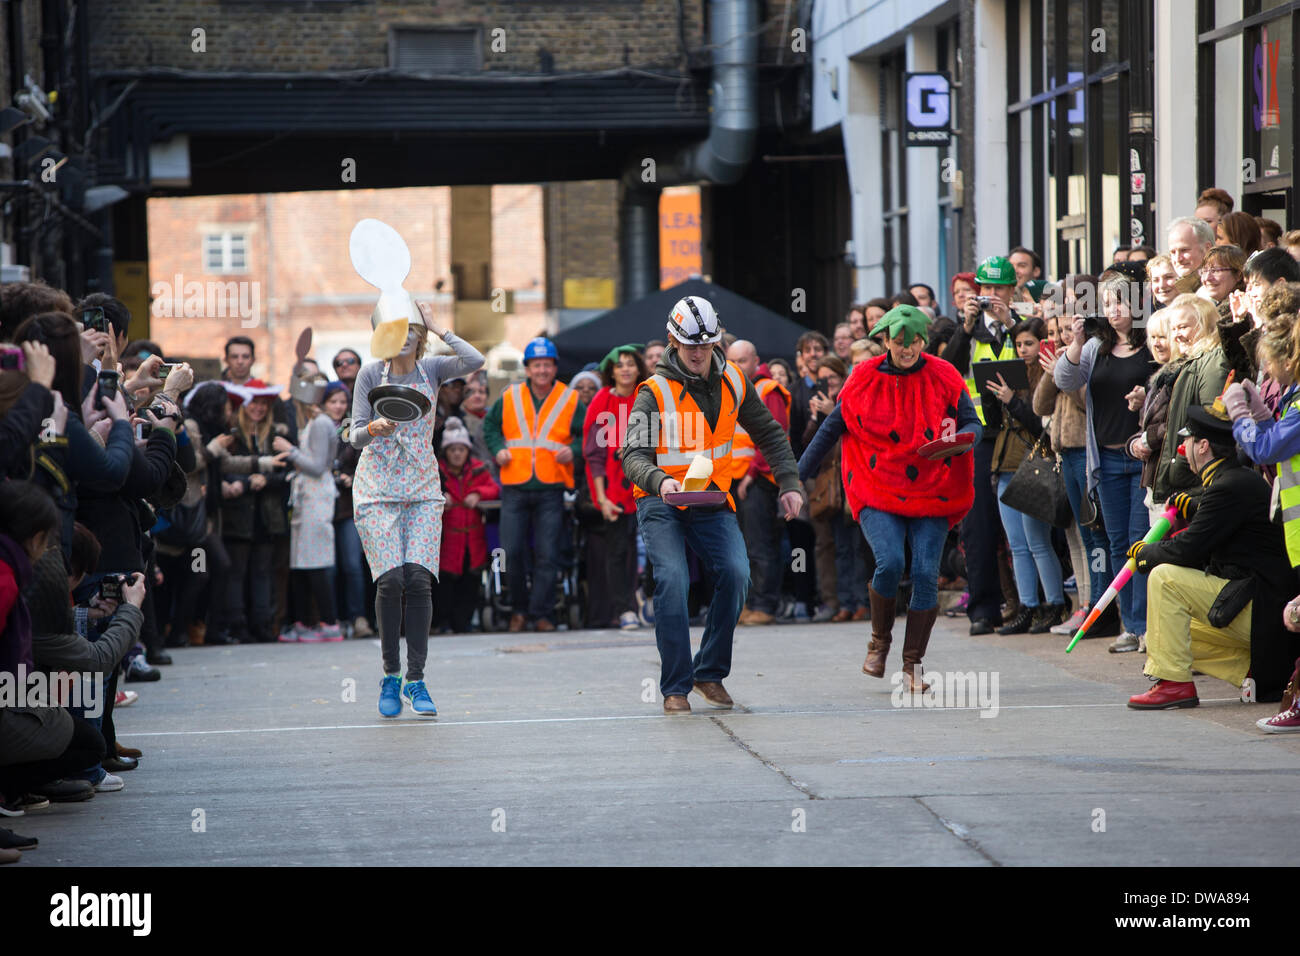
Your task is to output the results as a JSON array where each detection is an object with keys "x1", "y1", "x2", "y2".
[
  {"x1": 619, "y1": 183, "x2": 660, "y2": 304},
  {"x1": 618, "y1": 0, "x2": 759, "y2": 301}
]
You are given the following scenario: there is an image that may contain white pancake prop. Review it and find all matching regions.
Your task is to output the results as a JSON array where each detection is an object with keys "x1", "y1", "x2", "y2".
[{"x1": 350, "y1": 218, "x2": 416, "y2": 360}]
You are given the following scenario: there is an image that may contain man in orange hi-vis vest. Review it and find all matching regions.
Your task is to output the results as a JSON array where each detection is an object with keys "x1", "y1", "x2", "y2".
[
  {"x1": 726, "y1": 338, "x2": 794, "y2": 627},
  {"x1": 623, "y1": 296, "x2": 804, "y2": 715},
  {"x1": 484, "y1": 337, "x2": 586, "y2": 633}
]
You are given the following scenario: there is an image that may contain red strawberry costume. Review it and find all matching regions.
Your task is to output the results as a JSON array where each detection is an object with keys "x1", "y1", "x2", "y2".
[{"x1": 838, "y1": 353, "x2": 975, "y2": 529}]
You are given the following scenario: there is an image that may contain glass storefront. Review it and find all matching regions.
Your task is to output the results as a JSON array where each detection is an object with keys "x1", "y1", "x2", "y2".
[
  {"x1": 1198, "y1": 0, "x2": 1297, "y2": 227},
  {"x1": 1008, "y1": 0, "x2": 1155, "y2": 276}
]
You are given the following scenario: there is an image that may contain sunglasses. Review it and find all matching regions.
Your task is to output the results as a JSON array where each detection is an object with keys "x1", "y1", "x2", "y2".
[{"x1": 334, "y1": 356, "x2": 360, "y2": 367}]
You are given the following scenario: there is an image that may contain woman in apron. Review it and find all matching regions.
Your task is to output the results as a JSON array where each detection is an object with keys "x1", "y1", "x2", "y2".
[{"x1": 350, "y1": 303, "x2": 484, "y2": 717}]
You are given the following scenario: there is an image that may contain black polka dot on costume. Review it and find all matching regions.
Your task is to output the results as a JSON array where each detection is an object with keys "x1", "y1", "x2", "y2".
[
  {"x1": 939, "y1": 495, "x2": 948, "y2": 502},
  {"x1": 924, "y1": 427, "x2": 934, "y2": 440},
  {"x1": 896, "y1": 494, "x2": 907, "y2": 502},
  {"x1": 946, "y1": 405, "x2": 958, "y2": 418},
  {"x1": 889, "y1": 430, "x2": 901, "y2": 443},
  {"x1": 622, "y1": 477, "x2": 632, "y2": 489},
  {"x1": 869, "y1": 454, "x2": 876, "y2": 469},
  {"x1": 942, "y1": 457, "x2": 952, "y2": 467},
  {"x1": 905, "y1": 464, "x2": 919, "y2": 481}
]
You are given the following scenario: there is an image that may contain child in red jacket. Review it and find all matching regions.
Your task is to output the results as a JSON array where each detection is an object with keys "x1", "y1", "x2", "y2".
[{"x1": 436, "y1": 418, "x2": 500, "y2": 633}]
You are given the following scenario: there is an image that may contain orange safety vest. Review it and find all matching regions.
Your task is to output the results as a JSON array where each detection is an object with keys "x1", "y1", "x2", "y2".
[
  {"x1": 632, "y1": 361, "x2": 748, "y2": 511},
  {"x1": 499, "y1": 381, "x2": 580, "y2": 488},
  {"x1": 729, "y1": 377, "x2": 791, "y2": 484}
]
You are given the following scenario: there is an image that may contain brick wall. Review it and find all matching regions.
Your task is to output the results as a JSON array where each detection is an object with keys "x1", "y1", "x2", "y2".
[
  {"x1": 544, "y1": 180, "x2": 619, "y2": 308},
  {"x1": 88, "y1": 0, "x2": 800, "y2": 73},
  {"x1": 89, "y1": 0, "x2": 707, "y2": 73}
]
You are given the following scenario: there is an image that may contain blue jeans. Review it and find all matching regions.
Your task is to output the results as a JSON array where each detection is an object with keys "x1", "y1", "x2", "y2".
[
  {"x1": 1097, "y1": 448, "x2": 1148, "y2": 635},
  {"x1": 334, "y1": 518, "x2": 366, "y2": 622},
  {"x1": 996, "y1": 472, "x2": 1065, "y2": 607},
  {"x1": 1059, "y1": 448, "x2": 1111, "y2": 602},
  {"x1": 833, "y1": 512, "x2": 869, "y2": 612},
  {"x1": 857, "y1": 507, "x2": 947, "y2": 610},
  {"x1": 636, "y1": 497, "x2": 749, "y2": 697},
  {"x1": 500, "y1": 486, "x2": 566, "y2": 623}
]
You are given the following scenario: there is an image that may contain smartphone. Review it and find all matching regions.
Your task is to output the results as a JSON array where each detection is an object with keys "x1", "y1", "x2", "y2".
[
  {"x1": 1010, "y1": 302, "x2": 1035, "y2": 316},
  {"x1": 96, "y1": 369, "x2": 120, "y2": 409},
  {"x1": 1041, "y1": 340, "x2": 1057, "y2": 360},
  {"x1": 1082, "y1": 315, "x2": 1104, "y2": 339},
  {"x1": 0, "y1": 345, "x2": 24, "y2": 372},
  {"x1": 82, "y1": 306, "x2": 108, "y2": 334}
]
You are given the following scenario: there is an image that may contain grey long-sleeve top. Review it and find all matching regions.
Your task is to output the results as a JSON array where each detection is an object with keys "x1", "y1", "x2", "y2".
[
  {"x1": 350, "y1": 332, "x2": 485, "y2": 449},
  {"x1": 289, "y1": 413, "x2": 337, "y2": 477}
]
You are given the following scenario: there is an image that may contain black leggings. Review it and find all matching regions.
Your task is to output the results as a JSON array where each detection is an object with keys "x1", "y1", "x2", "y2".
[
  {"x1": 377, "y1": 563, "x2": 432, "y2": 681},
  {"x1": 0, "y1": 716, "x2": 106, "y2": 796},
  {"x1": 290, "y1": 568, "x2": 337, "y2": 625}
]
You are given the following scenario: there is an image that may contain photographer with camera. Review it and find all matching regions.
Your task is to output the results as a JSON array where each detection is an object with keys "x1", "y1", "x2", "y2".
[
  {"x1": 27, "y1": 523, "x2": 148, "y2": 786},
  {"x1": 1056, "y1": 273, "x2": 1159, "y2": 653},
  {"x1": 944, "y1": 255, "x2": 1020, "y2": 635}
]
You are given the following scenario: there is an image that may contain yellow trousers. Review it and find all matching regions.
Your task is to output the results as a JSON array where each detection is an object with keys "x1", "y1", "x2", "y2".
[{"x1": 1143, "y1": 564, "x2": 1252, "y2": 686}]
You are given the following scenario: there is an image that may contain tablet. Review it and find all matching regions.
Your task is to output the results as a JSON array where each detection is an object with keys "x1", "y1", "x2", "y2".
[{"x1": 972, "y1": 358, "x2": 1031, "y2": 395}]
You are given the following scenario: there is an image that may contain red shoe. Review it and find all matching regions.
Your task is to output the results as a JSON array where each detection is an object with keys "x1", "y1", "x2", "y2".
[
  {"x1": 1128, "y1": 680, "x2": 1199, "y2": 710},
  {"x1": 1257, "y1": 699, "x2": 1300, "y2": 733}
]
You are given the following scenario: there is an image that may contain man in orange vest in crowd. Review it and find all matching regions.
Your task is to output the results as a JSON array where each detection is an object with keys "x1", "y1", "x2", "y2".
[
  {"x1": 725, "y1": 338, "x2": 793, "y2": 626},
  {"x1": 484, "y1": 337, "x2": 586, "y2": 632},
  {"x1": 623, "y1": 297, "x2": 804, "y2": 715}
]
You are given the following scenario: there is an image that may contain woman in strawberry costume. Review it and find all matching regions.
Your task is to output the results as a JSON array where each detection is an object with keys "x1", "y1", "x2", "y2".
[{"x1": 800, "y1": 305, "x2": 983, "y2": 690}]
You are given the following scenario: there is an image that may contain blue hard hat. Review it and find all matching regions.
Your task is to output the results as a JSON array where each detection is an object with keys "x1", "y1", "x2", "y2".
[{"x1": 523, "y1": 337, "x2": 558, "y2": 362}]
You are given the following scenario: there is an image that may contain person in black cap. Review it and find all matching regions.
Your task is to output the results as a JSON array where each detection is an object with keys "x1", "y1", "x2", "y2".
[{"x1": 1126, "y1": 401, "x2": 1298, "y2": 709}]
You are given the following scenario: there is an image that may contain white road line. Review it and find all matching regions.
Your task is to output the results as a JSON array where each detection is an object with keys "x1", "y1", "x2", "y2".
[{"x1": 121, "y1": 696, "x2": 1245, "y2": 737}]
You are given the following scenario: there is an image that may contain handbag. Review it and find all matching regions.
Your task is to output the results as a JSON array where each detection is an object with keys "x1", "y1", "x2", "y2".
[
  {"x1": 808, "y1": 445, "x2": 844, "y2": 520},
  {"x1": 1079, "y1": 486, "x2": 1105, "y2": 532},
  {"x1": 999, "y1": 432, "x2": 1074, "y2": 528}
]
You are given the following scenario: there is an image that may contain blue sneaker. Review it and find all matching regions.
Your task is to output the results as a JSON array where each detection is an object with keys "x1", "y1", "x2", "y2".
[
  {"x1": 378, "y1": 675, "x2": 402, "y2": 718},
  {"x1": 402, "y1": 680, "x2": 438, "y2": 717}
]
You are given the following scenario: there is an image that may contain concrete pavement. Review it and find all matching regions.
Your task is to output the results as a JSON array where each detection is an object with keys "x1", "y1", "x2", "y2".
[{"x1": 12, "y1": 612, "x2": 1300, "y2": 866}]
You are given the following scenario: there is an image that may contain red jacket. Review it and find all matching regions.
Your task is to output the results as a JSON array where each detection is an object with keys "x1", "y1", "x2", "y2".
[{"x1": 438, "y1": 457, "x2": 501, "y2": 576}]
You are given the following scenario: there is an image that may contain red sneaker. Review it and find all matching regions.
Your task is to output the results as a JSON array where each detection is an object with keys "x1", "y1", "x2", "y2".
[
  {"x1": 1128, "y1": 680, "x2": 1199, "y2": 710},
  {"x1": 1257, "y1": 699, "x2": 1300, "y2": 734}
]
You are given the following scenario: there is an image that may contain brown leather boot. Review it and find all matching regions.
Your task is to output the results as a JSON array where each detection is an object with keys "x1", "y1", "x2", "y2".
[
  {"x1": 901, "y1": 607, "x2": 939, "y2": 692},
  {"x1": 862, "y1": 587, "x2": 897, "y2": 677}
]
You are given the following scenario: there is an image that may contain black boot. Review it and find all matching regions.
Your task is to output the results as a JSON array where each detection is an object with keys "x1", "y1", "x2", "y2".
[
  {"x1": 1028, "y1": 603, "x2": 1066, "y2": 634},
  {"x1": 996, "y1": 604, "x2": 1037, "y2": 635}
]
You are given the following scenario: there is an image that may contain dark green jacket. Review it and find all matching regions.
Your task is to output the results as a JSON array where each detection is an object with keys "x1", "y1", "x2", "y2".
[{"x1": 622, "y1": 347, "x2": 802, "y2": 499}]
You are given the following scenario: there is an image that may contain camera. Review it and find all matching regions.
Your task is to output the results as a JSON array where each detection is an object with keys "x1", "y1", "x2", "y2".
[
  {"x1": 0, "y1": 345, "x2": 24, "y2": 372},
  {"x1": 98, "y1": 573, "x2": 127, "y2": 602},
  {"x1": 1082, "y1": 315, "x2": 1105, "y2": 338},
  {"x1": 975, "y1": 296, "x2": 994, "y2": 311},
  {"x1": 96, "y1": 369, "x2": 119, "y2": 409},
  {"x1": 82, "y1": 306, "x2": 108, "y2": 334},
  {"x1": 158, "y1": 363, "x2": 176, "y2": 381}
]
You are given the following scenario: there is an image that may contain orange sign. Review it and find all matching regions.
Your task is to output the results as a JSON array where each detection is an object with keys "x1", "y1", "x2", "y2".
[{"x1": 660, "y1": 187, "x2": 702, "y2": 288}]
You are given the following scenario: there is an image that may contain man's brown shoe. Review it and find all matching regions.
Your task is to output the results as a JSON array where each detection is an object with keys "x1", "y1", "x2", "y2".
[
  {"x1": 663, "y1": 694, "x2": 692, "y2": 715},
  {"x1": 693, "y1": 681, "x2": 734, "y2": 709},
  {"x1": 116, "y1": 742, "x2": 142, "y2": 759},
  {"x1": 534, "y1": 618, "x2": 556, "y2": 632},
  {"x1": 508, "y1": 614, "x2": 527, "y2": 633},
  {"x1": 739, "y1": 609, "x2": 775, "y2": 626},
  {"x1": 852, "y1": 605, "x2": 870, "y2": 622},
  {"x1": 831, "y1": 608, "x2": 853, "y2": 623}
]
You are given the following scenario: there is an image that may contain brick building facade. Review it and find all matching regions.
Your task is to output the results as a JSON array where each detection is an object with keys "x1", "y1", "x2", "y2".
[{"x1": 147, "y1": 184, "x2": 548, "y2": 380}]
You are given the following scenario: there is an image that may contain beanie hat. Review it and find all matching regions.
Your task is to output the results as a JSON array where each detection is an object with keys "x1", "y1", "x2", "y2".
[{"x1": 441, "y1": 416, "x2": 472, "y2": 451}]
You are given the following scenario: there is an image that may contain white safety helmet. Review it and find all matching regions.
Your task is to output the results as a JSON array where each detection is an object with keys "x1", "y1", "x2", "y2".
[{"x1": 667, "y1": 295, "x2": 722, "y2": 345}]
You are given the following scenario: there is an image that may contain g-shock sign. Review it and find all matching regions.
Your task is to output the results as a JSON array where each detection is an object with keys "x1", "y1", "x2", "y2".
[{"x1": 905, "y1": 72, "x2": 952, "y2": 146}]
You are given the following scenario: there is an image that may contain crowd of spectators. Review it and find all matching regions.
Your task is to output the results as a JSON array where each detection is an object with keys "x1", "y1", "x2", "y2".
[{"x1": 5, "y1": 185, "x2": 1300, "y2": 860}]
